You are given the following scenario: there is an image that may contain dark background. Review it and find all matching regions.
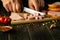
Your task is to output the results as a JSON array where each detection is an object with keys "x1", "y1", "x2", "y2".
[{"x1": 0, "y1": 0, "x2": 60, "y2": 40}]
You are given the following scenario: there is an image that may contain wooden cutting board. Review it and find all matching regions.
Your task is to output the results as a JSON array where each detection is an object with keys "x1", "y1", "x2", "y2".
[{"x1": 11, "y1": 13, "x2": 59, "y2": 24}]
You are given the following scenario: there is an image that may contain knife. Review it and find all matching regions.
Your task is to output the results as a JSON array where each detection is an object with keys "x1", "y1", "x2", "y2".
[{"x1": 23, "y1": 7, "x2": 46, "y2": 16}]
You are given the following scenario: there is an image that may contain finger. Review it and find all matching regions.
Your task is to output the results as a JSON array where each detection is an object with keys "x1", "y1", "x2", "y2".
[
  {"x1": 15, "y1": 0, "x2": 22, "y2": 12},
  {"x1": 15, "y1": 0, "x2": 20, "y2": 4},
  {"x1": 16, "y1": 4, "x2": 21, "y2": 13},
  {"x1": 3, "y1": 4, "x2": 10, "y2": 12},
  {"x1": 11, "y1": 0, "x2": 17, "y2": 12},
  {"x1": 15, "y1": 0, "x2": 19, "y2": 3},
  {"x1": 33, "y1": 2, "x2": 39, "y2": 11},
  {"x1": 34, "y1": 4, "x2": 39, "y2": 11},
  {"x1": 12, "y1": 3, "x2": 16, "y2": 12},
  {"x1": 7, "y1": 2, "x2": 13, "y2": 12}
]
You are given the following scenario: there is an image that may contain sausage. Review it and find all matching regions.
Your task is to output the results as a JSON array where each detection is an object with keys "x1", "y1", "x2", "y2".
[
  {"x1": 38, "y1": 16, "x2": 43, "y2": 20},
  {"x1": 48, "y1": 11, "x2": 60, "y2": 18},
  {"x1": 35, "y1": 17, "x2": 39, "y2": 20},
  {"x1": 27, "y1": 15, "x2": 35, "y2": 20},
  {"x1": 23, "y1": 14, "x2": 28, "y2": 20}
]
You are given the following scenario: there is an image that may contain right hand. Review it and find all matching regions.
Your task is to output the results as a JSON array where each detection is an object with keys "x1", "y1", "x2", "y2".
[
  {"x1": 28, "y1": 0, "x2": 45, "y2": 11},
  {"x1": 1, "y1": 0, "x2": 23, "y2": 13}
]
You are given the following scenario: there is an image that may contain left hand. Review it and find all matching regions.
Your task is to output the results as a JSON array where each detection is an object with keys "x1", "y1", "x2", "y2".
[{"x1": 1, "y1": 0, "x2": 23, "y2": 13}]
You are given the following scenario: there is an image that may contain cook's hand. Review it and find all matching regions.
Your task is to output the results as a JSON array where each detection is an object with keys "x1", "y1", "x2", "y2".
[
  {"x1": 28, "y1": 0, "x2": 45, "y2": 11},
  {"x1": 1, "y1": 0, "x2": 23, "y2": 13},
  {"x1": 0, "y1": 26, "x2": 12, "y2": 32}
]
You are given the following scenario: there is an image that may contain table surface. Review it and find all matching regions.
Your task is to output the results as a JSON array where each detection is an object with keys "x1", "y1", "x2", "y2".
[
  {"x1": 0, "y1": 21, "x2": 60, "y2": 40},
  {"x1": 0, "y1": 13, "x2": 60, "y2": 40}
]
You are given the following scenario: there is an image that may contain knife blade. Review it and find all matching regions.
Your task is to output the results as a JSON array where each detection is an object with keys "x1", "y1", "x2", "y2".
[{"x1": 23, "y1": 7, "x2": 46, "y2": 16}]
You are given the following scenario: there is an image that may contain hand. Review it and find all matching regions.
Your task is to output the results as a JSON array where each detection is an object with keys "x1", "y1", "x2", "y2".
[
  {"x1": 0, "y1": 26, "x2": 12, "y2": 32},
  {"x1": 28, "y1": 0, "x2": 45, "y2": 11},
  {"x1": 1, "y1": 0, "x2": 23, "y2": 13}
]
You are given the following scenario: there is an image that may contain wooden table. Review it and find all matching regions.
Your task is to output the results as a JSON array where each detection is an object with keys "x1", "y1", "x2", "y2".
[{"x1": 0, "y1": 13, "x2": 60, "y2": 40}]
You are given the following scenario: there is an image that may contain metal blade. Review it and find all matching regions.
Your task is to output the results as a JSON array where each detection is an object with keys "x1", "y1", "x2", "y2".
[{"x1": 24, "y1": 7, "x2": 46, "y2": 16}]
